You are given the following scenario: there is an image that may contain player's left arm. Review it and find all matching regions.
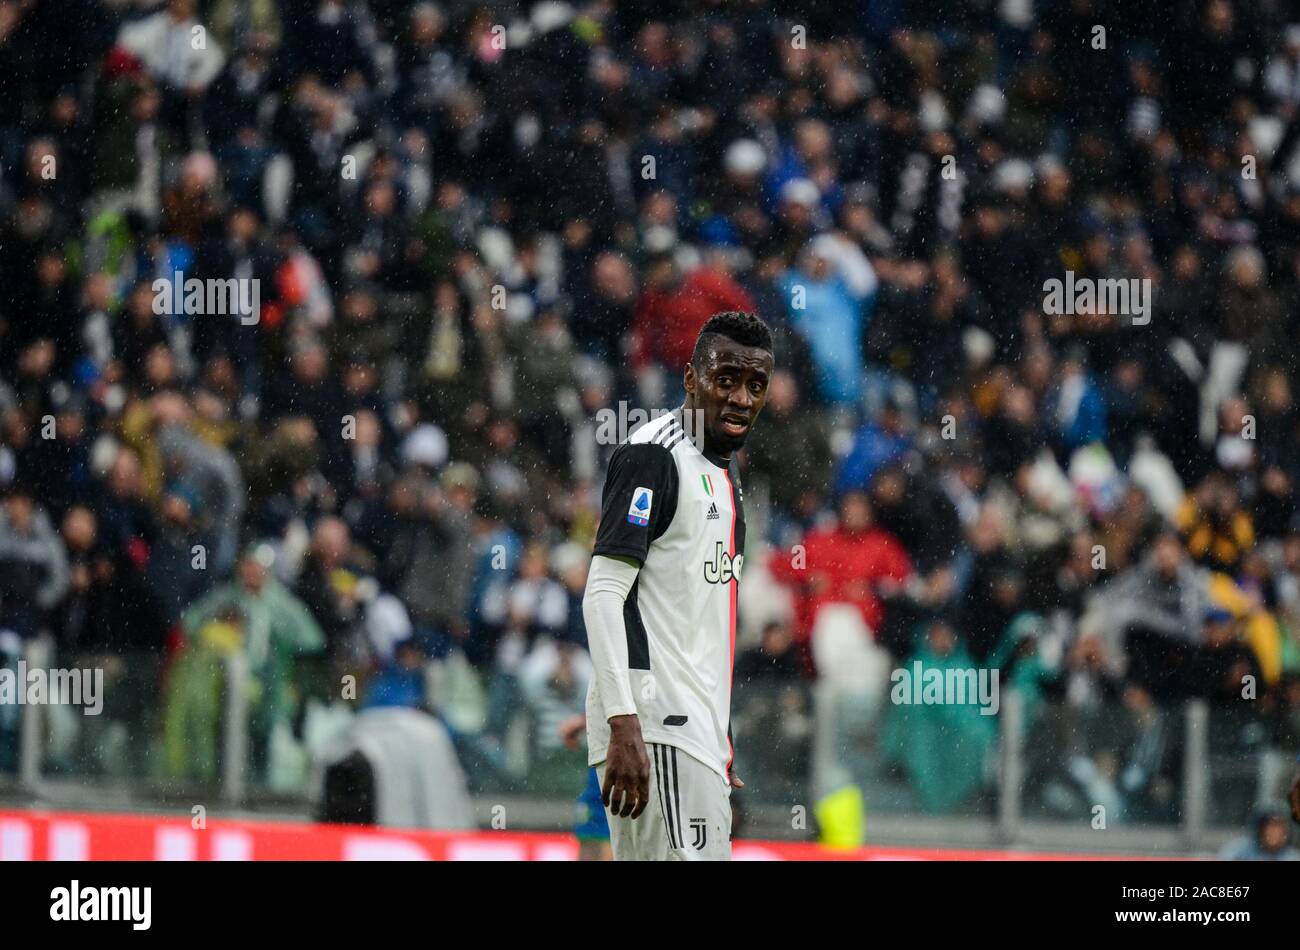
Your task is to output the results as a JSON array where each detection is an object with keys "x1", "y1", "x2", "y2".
[{"x1": 727, "y1": 721, "x2": 744, "y2": 789}]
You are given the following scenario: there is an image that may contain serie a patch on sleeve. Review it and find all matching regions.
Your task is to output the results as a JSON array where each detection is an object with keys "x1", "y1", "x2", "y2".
[{"x1": 627, "y1": 487, "x2": 653, "y2": 526}]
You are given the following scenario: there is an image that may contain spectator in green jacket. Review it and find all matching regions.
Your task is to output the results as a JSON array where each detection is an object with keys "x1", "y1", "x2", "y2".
[
  {"x1": 883, "y1": 618, "x2": 999, "y2": 813},
  {"x1": 164, "y1": 544, "x2": 324, "y2": 782}
]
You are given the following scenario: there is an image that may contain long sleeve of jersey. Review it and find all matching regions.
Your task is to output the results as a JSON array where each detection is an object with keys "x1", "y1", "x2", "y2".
[{"x1": 582, "y1": 553, "x2": 642, "y2": 719}]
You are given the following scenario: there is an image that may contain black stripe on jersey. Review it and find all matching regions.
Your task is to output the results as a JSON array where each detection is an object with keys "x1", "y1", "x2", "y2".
[
  {"x1": 655, "y1": 745, "x2": 678, "y2": 849},
  {"x1": 652, "y1": 421, "x2": 682, "y2": 446},
  {"x1": 727, "y1": 460, "x2": 747, "y2": 552},
  {"x1": 662, "y1": 430, "x2": 685, "y2": 451},
  {"x1": 623, "y1": 576, "x2": 651, "y2": 670},
  {"x1": 670, "y1": 747, "x2": 684, "y2": 848}
]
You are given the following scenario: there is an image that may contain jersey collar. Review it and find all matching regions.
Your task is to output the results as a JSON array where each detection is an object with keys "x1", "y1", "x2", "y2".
[{"x1": 675, "y1": 405, "x2": 732, "y2": 470}]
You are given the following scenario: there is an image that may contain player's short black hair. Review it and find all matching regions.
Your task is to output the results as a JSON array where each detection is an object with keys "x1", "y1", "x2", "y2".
[{"x1": 691, "y1": 311, "x2": 773, "y2": 367}]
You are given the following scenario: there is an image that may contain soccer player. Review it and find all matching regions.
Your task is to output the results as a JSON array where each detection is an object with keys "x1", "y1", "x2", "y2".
[{"x1": 583, "y1": 310, "x2": 774, "y2": 861}]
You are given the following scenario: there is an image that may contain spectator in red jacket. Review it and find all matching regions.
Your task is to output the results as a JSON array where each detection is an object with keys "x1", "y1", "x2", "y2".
[
  {"x1": 630, "y1": 252, "x2": 756, "y2": 374},
  {"x1": 770, "y1": 490, "x2": 912, "y2": 644}
]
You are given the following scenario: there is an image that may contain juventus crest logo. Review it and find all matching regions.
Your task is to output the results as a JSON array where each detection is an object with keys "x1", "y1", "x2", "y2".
[{"x1": 689, "y1": 818, "x2": 707, "y2": 851}]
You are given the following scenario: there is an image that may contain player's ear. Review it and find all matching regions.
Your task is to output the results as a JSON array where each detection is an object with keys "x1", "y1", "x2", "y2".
[{"x1": 683, "y1": 362, "x2": 696, "y2": 396}]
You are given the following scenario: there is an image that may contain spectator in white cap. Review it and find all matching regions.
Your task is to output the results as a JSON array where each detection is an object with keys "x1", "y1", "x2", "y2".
[
  {"x1": 401, "y1": 423, "x2": 448, "y2": 472},
  {"x1": 771, "y1": 177, "x2": 824, "y2": 258}
]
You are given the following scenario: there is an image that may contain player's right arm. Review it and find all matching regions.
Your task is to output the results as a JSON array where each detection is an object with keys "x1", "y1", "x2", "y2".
[
  {"x1": 584, "y1": 552, "x2": 650, "y2": 818},
  {"x1": 584, "y1": 441, "x2": 678, "y2": 819}
]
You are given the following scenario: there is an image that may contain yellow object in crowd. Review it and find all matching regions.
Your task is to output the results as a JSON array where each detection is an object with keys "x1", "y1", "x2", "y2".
[
  {"x1": 1208, "y1": 573, "x2": 1282, "y2": 685},
  {"x1": 815, "y1": 784, "x2": 866, "y2": 849}
]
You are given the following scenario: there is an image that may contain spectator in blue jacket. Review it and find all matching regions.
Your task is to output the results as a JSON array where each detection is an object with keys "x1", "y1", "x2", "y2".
[
  {"x1": 1045, "y1": 348, "x2": 1108, "y2": 457},
  {"x1": 779, "y1": 232, "x2": 878, "y2": 411}
]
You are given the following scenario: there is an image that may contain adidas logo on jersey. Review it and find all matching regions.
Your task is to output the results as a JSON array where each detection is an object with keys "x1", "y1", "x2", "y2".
[{"x1": 706, "y1": 502, "x2": 719, "y2": 520}]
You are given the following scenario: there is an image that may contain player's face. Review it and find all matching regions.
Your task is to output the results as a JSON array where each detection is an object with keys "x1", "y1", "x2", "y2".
[{"x1": 685, "y1": 342, "x2": 774, "y2": 455}]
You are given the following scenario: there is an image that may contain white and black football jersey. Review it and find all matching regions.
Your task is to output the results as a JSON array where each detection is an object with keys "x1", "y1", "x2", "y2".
[{"x1": 586, "y1": 409, "x2": 746, "y2": 778}]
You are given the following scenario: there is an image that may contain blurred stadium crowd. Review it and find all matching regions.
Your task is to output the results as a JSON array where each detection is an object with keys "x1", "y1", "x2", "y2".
[{"x1": 0, "y1": 0, "x2": 1299, "y2": 840}]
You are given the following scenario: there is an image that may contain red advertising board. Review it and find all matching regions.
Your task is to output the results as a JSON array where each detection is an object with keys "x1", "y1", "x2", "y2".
[{"x1": 0, "y1": 810, "x2": 1154, "y2": 860}]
